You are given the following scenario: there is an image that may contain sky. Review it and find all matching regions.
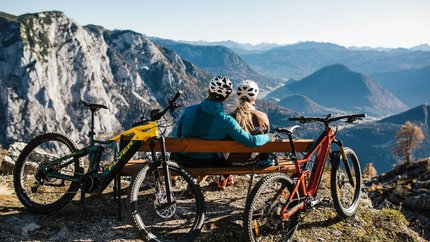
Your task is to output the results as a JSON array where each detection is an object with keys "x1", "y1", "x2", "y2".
[{"x1": 1, "y1": 0, "x2": 430, "y2": 48}]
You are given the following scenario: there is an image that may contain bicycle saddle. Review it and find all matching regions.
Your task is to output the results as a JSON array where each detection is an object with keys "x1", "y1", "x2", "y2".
[
  {"x1": 82, "y1": 100, "x2": 108, "y2": 112},
  {"x1": 276, "y1": 125, "x2": 300, "y2": 135}
]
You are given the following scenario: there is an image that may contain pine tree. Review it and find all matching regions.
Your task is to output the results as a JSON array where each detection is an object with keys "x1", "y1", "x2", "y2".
[{"x1": 392, "y1": 121, "x2": 424, "y2": 163}]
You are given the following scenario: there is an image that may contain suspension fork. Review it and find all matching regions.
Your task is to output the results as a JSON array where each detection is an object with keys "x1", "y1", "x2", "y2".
[
  {"x1": 159, "y1": 137, "x2": 174, "y2": 204},
  {"x1": 151, "y1": 137, "x2": 174, "y2": 204},
  {"x1": 333, "y1": 139, "x2": 354, "y2": 187}
]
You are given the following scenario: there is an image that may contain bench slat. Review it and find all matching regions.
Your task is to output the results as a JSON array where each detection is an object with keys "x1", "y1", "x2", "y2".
[
  {"x1": 138, "y1": 138, "x2": 312, "y2": 153},
  {"x1": 121, "y1": 160, "x2": 296, "y2": 176}
]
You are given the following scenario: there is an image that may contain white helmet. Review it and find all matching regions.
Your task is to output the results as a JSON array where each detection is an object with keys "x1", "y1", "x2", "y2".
[
  {"x1": 209, "y1": 75, "x2": 233, "y2": 98},
  {"x1": 237, "y1": 80, "x2": 259, "y2": 102}
]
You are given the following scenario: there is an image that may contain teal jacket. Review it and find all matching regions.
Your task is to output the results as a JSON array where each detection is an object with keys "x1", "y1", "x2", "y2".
[{"x1": 174, "y1": 98, "x2": 271, "y2": 159}]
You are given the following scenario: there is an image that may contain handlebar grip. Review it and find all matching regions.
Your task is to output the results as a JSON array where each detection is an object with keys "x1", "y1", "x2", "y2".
[
  {"x1": 289, "y1": 116, "x2": 305, "y2": 122},
  {"x1": 170, "y1": 90, "x2": 183, "y2": 103},
  {"x1": 353, "y1": 113, "x2": 366, "y2": 118}
]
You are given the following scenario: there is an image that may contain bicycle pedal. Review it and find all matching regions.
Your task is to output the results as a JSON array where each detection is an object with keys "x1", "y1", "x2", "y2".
[{"x1": 310, "y1": 198, "x2": 323, "y2": 208}]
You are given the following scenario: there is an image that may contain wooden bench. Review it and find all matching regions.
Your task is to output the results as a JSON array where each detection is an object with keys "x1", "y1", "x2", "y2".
[
  {"x1": 114, "y1": 138, "x2": 313, "y2": 219},
  {"x1": 121, "y1": 138, "x2": 313, "y2": 176}
]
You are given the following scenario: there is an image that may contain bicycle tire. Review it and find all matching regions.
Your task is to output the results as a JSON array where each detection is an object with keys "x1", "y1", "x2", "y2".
[
  {"x1": 330, "y1": 147, "x2": 362, "y2": 218},
  {"x1": 13, "y1": 132, "x2": 81, "y2": 213},
  {"x1": 129, "y1": 161, "x2": 205, "y2": 242},
  {"x1": 243, "y1": 173, "x2": 300, "y2": 242}
]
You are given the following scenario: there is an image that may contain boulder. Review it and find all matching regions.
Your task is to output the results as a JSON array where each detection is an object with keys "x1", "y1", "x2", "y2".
[{"x1": 0, "y1": 142, "x2": 26, "y2": 174}]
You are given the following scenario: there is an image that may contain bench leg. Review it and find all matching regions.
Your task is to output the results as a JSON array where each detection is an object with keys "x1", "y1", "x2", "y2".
[{"x1": 116, "y1": 174, "x2": 123, "y2": 221}]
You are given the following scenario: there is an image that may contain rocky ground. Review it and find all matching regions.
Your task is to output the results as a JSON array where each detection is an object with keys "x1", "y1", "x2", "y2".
[
  {"x1": 0, "y1": 171, "x2": 427, "y2": 242},
  {"x1": 367, "y1": 158, "x2": 430, "y2": 241}
]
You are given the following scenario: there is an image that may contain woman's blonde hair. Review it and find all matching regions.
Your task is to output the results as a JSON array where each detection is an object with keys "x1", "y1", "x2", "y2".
[{"x1": 233, "y1": 100, "x2": 254, "y2": 133}]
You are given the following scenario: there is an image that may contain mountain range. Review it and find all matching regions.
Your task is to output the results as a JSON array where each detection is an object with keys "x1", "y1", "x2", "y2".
[
  {"x1": 266, "y1": 64, "x2": 407, "y2": 116},
  {"x1": 165, "y1": 39, "x2": 281, "y2": 54},
  {"x1": 151, "y1": 37, "x2": 283, "y2": 95},
  {"x1": 370, "y1": 65, "x2": 430, "y2": 107},
  {"x1": 239, "y1": 41, "x2": 430, "y2": 79}
]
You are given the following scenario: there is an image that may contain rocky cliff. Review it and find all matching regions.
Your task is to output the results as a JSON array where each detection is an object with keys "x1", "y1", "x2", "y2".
[{"x1": 0, "y1": 11, "x2": 209, "y2": 146}]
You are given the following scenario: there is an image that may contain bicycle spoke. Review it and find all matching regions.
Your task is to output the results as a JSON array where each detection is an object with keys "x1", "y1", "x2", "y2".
[{"x1": 130, "y1": 162, "x2": 204, "y2": 241}]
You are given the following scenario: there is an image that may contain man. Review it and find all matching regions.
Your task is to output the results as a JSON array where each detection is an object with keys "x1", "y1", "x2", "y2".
[{"x1": 172, "y1": 75, "x2": 272, "y2": 169}]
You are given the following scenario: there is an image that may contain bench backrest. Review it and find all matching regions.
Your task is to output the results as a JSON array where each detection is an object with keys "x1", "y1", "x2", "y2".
[{"x1": 138, "y1": 137, "x2": 313, "y2": 153}]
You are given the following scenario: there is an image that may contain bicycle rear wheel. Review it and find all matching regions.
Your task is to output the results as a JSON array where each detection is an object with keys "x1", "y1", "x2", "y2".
[
  {"x1": 13, "y1": 133, "x2": 81, "y2": 213},
  {"x1": 243, "y1": 173, "x2": 300, "y2": 242},
  {"x1": 129, "y1": 161, "x2": 205, "y2": 242},
  {"x1": 330, "y1": 147, "x2": 362, "y2": 218}
]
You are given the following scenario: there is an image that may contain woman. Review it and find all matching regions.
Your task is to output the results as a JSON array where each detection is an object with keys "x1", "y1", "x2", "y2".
[{"x1": 214, "y1": 80, "x2": 272, "y2": 189}]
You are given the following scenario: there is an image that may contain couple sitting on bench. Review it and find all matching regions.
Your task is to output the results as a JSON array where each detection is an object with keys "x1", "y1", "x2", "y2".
[{"x1": 171, "y1": 75, "x2": 275, "y2": 189}]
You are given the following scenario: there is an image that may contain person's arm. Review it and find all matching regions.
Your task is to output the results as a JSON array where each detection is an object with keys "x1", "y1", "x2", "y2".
[
  {"x1": 225, "y1": 116, "x2": 270, "y2": 147},
  {"x1": 262, "y1": 113, "x2": 270, "y2": 134}
]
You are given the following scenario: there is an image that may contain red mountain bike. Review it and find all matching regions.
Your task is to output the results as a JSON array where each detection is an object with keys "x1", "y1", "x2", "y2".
[{"x1": 243, "y1": 114, "x2": 365, "y2": 242}]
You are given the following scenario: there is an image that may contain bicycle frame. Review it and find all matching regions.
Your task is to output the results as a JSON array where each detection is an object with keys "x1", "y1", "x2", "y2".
[
  {"x1": 281, "y1": 125, "x2": 346, "y2": 220},
  {"x1": 38, "y1": 121, "x2": 160, "y2": 192}
]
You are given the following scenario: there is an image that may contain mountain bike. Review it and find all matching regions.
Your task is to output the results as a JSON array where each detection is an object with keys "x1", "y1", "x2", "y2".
[
  {"x1": 13, "y1": 91, "x2": 205, "y2": 242},
  {"x1": 243, "y1": 114, "x2": 365, "y2": 242}
]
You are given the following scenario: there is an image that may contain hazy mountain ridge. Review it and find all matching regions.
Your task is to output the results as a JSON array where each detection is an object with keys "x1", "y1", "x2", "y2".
[
  {"x1": 169, "y1": 39, "x2": 281, "y2": 52},
  {"x1": 278, "y1": 94, "x2": 345, "y2": 116},
  {"x1": 240, "y1": 41, "x2": 430, "y2": 79},
  {"x1": 266, "y1": 64, "x2": 407, "y2": 116},
  {"x1": 370, "y1": 65, "x2": 430, "y2": 107},
  {"x1": 151, "y1": 37, "x2": 283, "y2": 95},
  {"x1": 0, "y1": 11, "x2": 208, "y2": 146}
]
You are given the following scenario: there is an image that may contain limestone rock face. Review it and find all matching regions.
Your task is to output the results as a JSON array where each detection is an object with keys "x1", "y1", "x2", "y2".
[{"x1": 0, "y1": 11, "x2": 209, "y2": 146}]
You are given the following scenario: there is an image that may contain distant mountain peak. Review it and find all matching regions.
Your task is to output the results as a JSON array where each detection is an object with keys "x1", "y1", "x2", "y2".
[
  {"x1": 267, "y1": 64, "x2": 407, "y2": 116},
  {"x1": 410, "y1": 43, "x2": 430, "y2": 51},
  {"x1": 315, "y1": 63, "x2": 354, "y2": 73}
]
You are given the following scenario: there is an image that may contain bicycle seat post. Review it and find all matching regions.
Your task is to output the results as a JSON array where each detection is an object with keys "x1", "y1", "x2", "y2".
[
  {"x1": 82, "y1": 100, "x2": 107, "y2": 145},
  {"x1": 287, "y1": 133, "x2": 297, "y2": 160},
  {"x1": 89, "y1": 110, "x2": 95, "y2": 145}
]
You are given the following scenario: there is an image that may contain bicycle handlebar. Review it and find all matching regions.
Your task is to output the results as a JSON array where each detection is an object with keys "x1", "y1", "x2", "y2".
[
  {"x1": 289, "y1": 113, "x2": 366, "y2": 125},
  {"x1": 132, "y1": 90, "x2": 183, "y2": 126},
  {"x1": 152, "y1": 90, "x2": 183, "y2": 120}
]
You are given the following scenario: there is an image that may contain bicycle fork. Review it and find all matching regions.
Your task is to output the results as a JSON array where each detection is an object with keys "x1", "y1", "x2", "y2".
[
  {"x1": 151, "y1": 137, "x2": 175, "y2": 205},
  {"x1": 333, "y1": 139, "x2": 355, "y2": 188}
]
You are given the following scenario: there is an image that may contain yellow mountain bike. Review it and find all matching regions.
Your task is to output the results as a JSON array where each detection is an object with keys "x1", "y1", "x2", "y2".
[{"x1": 13, "y1": 91, "x2": 205, "y2": 242}]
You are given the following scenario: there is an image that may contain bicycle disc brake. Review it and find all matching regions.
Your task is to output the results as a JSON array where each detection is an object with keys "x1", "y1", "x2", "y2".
[{"x1": 154, "y1": 192, "x2": 176, "y2": 218}]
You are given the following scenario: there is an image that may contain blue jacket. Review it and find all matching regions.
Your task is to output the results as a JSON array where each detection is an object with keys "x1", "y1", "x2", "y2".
[{"x1": 174, "y1": 98, "x2": 271, "y2": 159}]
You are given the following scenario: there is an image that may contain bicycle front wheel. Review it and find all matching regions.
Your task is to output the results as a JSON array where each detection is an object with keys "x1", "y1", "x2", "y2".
[
  {"x1": 13, "y1": 133, "x2": 81, "y2": 213},
  {"x1": 243, "y1": 173, "x2": 300, "y2": 242},
  {"x1": 330, "y1": 147, "x2": 362, "y2": 218},
  {"x1": 129, "y1": 161, "x2": 205, "y2": 242}
]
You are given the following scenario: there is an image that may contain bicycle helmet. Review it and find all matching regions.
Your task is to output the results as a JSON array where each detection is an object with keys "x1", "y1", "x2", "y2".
[
  {"x1": 209, "y1": 75, "x2": 233, "y2": 98},
  {"x1": 237, "y1": 80, "x2": 259, "y2": 102}
]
